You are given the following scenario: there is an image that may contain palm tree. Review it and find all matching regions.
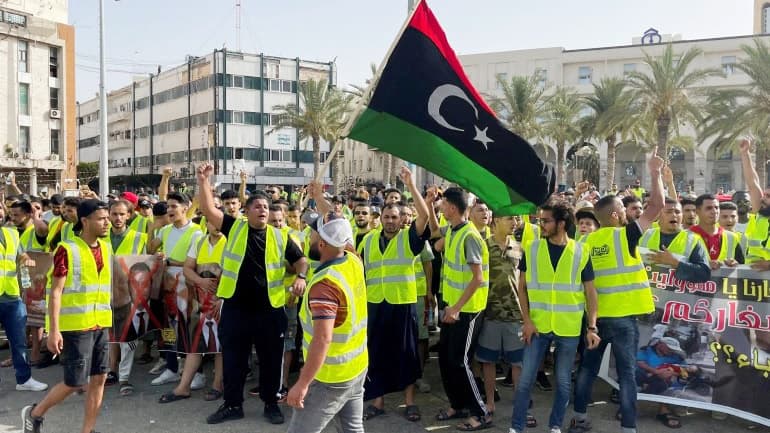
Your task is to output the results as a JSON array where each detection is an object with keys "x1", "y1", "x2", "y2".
[
  {"x1": 488, "y1": 73, "x2": 548, "y2": 142},
  {"x1": 272, "y1": 79, "x2": 352, "y2": 179},
  {"x1": 580, "y1": 78, "x2": 637, "y2": 189},
  {"x1": 348, "y1": 62, "x2": 378, "y2": 100},
  {"x1": 700, "y1": 39, "x2": 770, "y2": 186},
  {"x1": 626, "y1": 43, "x2": 722, "y2": 158},
  {"x1": 542, "y1": 86, "x2": 583, "y2": 186}
]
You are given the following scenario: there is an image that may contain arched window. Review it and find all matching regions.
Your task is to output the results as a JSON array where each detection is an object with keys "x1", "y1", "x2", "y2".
[{"x1": 764, "y1": 4, "x2": 770, "y2": 34}]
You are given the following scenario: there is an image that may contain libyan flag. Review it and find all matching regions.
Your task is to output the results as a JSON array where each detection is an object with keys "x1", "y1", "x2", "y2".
[{"x1": 346, "y1": 0, "x2": 555, "y2": 215}]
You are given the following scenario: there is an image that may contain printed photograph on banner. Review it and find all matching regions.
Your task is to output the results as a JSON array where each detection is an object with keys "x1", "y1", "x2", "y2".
[
  {"x1": 111, "y1": 255, "x2": 166, "y2": 343},
  {"x1": 184, "y1": 262, "x2": 223, "y2": 354},
  {"x1": 20, "y1": 252, "x2": 53, "y2": 329},
  {"x1": 599, "y1": 254, "x2": 770, "y2": 426}
]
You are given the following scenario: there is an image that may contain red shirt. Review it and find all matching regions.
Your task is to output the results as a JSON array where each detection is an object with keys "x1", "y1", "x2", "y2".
[
  {"x1": 53, "y1": 243, "x2": 104, "y2": 278},
  {"x1": 689, "y1": 225, "x2": 722, "y2": 260}
]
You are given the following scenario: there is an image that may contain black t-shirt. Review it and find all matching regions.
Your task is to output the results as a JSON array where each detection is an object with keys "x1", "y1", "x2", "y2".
[
  {"x1": 625, "y1": 221, "x2": 644, "y2": 257},
  {"x1": 518, "y1": 240, "x2": 594, "y2": 282},
  {"x1": 220, "y1": 214, "x2": 305, "y2": 311}
]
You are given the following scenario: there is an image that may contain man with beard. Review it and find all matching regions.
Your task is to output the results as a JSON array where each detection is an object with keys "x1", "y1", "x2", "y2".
[
  {"x1": 680, "y1": 197, "x2": 698, "y2": 227},
  {"x1": 470, "y1": 201, "x2": 492, "y2": 240},
  {"x1": 569, "y1": 149, "x2": 665, "y2": 433},
  {"x1": 357, "y1": 167, "x2": 429, "y2": 422},
  {"x1": 197, "y1": 163, "x2": 307, "y2": 426},
  {"x1": 352, "y1": 203, "x2": 373, "y2": 249},
  {"x1": 10, "y1": 201, "x2": 48, "y2": 253},
  {"x1": 731, "y1": 191, "x2": 752, "y2": 233},
  {"x1": 689, "y1": 194, "x2": 743, "y2": 269},
  {"x1": 384, "y1": 188, "x2": 403, "y2": 206},
  {"x1": 622, "y1": 196, "x2": 643, "y2": 223},
  {"x1": 41, "y1": 194, "x2": 63, "y2": 224},
  {"x1": 46, "y1": 197, "x2": 80, "y2": 250}
]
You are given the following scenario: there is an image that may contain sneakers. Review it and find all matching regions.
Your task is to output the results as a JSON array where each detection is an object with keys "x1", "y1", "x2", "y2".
[
  {"x1": 264, "y1": 403, "x2": 284, "y2": 425},
  {"x1": 105, "y1": 371, "x2": 118, "y2": 386},
  {"x1": 151, "y1": 369, "x2": 180, "y2": 386},
  {"x1": 536, "y1": 371, "x2": 552, "y2": 391},
  {"x1": 21, "y1": 404, "x2": 43, "y2": 433},
  {"x1": 509, "y1": 429, "x2": 520, "y2": 433},
  {"x1": 16, "y1": 378, "x2": 48, "y2": 392},
  {"x1": 416, "y1": 378, "x2": 431, "y2": 393},
  {"x1": 206, "y1": 404, "x2": 244, "y2": 424},
  {"x1": 278, "y1": 386, "x2": 289, "y2": 400},
  {"x1": 550, "y1": 428, "x2": 562, "y2": 433},
  {"x1": 567, "y1": 417, "x2": 593, "y2": 433},
  {"x1": 149, "y1": 358, "x2": 167, "y2": 375},
  {"x1": 191, "y1": 372, "x2": 206, "y2": 391}
]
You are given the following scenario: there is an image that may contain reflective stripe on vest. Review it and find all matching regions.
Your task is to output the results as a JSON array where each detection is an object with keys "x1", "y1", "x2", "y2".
[
  {"x1": 114, "y1": 229, "x2": 147, "y2": 255},
  {"x1": 299, "y1": 252, "x2": 368, "y2": 383},
  {"x1": 0, "y1": 228, "x2": 21, "y2": 296},
  {"x1": 217, "y1": 220, "x2": 287, "y2": 307},
  {"x1": 525, "y1": 239, "x2": 587, "y2": 337},
  {"x1": 639, "y1": 228, "x2": 697, "y2": 258},
  {"x1": 585, "y1": 227, "x2": 653, "y2": 318},
  {"x1": 46, "y1": 237, "x2": 112, "y2": 332},
  {"x1": 197, "y1": 235, "x2": 226, "y2": 265},
  {"x1": 361, "y1": 229, "x2": 417, "y2": 304},
  {"x1": 20, "y1": 224, "x2": 46, "y2": 253},
  {"x1": 441, "y1": 223, "x2": 489, "y2": 313}
]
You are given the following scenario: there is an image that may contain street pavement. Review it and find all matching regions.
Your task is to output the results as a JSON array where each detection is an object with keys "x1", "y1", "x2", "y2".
[{"x1": 0, "y1": 345, "x2": 767, "y2": 433}]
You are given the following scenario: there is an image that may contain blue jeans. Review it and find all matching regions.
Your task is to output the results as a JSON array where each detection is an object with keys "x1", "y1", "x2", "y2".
[
  {"x1": 574, "y1": 316, "x2": 639, "y2": 429},
  {"x1": 0, "y1": 299, "x2": 31, "y2": 384},
  {"x1": 512, "y1": 332, "x2": 579, "y2": 431}
]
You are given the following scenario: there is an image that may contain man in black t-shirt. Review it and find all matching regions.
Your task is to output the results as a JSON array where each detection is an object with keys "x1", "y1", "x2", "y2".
[{"x1": 196, "y1": 163, "x2": 308, "y2": 426}]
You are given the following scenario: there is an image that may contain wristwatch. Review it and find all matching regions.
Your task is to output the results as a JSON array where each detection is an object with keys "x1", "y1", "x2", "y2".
[
  {"x1": 587, "y1": 326, "x2": 597, "y2": 332},
  {"x1": 297, "y1": 272, "x2": 307, "y2": 280}
]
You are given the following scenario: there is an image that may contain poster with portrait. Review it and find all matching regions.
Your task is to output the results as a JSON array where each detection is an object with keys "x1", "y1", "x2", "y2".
[
  {"x1": 110, "y1": 255, "x2": 166, "y2": 343},
  {"x1": 598, "y1": 255, "x2": 770, "y2": 427},
  {"x1": 182, "y1": 261, "x2": 223, "y2": 354},
  {"x1": 20, "y1": 252, "x2": 53, "y2": 328}
]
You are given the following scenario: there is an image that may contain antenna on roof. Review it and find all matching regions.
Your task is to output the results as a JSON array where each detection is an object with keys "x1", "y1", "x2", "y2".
[{"x1": 235, "y1": 0, "x2": 241, "y2": 52}]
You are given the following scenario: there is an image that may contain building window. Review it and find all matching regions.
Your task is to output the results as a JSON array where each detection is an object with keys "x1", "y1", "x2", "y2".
[
  {"x1": 764, "y1": 5, "x2": 770, "y2": 33},
  {"x1": 535, "y1": 68, "x2": 547, "y2": 89},
  {"x1": 50, "y1": 88, "x2": 59, "y2": 109},
  {"x1": 722, "y1": 56, "x2": 737, "y2": 76},
  {"x1": 50, "y1": 129, "x2": 60, "y2": 155},
  {"x1": 623, "y1": 63, "x2": 636, "y2": 76},
  {"x1": 495, "y1": 73, "x2": 507, "y2": 89},
  {"x1": 4, "y1": 11, "x2": 27, "y2": 26},
  {"x1": 49, "y1": 47, "x2": 59, "y2": 78},
  {"x1": 19, "y1": 83, "x2": 29, "y2": 115},
  {"x1": 578, "y1": 66, "x2": 592, "y2": 85},
  {"x1": 233, "y1": 75, "x2": 244, "y2": 88},
  {"x1": 19, "y1": 126, "x2": 30, "y2": 154},
  {"x1": 18, "y1": 40, "x2": 28, "y2": 73}
]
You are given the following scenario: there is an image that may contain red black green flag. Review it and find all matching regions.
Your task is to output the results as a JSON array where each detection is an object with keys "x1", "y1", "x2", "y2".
[{"x1": 346, "y1": 0, "x2": 555, "y2": 215}]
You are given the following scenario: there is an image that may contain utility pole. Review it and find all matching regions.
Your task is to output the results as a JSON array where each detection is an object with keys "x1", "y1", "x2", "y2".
[{"x1": 98, "y1": 0, "x2": 109, "y2": 198}]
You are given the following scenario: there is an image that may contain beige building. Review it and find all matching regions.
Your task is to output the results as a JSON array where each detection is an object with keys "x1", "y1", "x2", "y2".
[
  {"x1": 0, "y1": 0, "x2": 76, "y2": 195},
  {"x1": 456, "y1": 1, "x2": 770, "y2": 193}
]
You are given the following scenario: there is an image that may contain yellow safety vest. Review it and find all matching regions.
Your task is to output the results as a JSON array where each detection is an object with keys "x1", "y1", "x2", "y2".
[
  {"x1": 113, "y1": 229, "x2": 147, "y2": 255},
  {"x1": 47, "y1": 220, "x2": 75, "y2": 251},
  {"x1": 48, "y1": 215, "x2": 62, "y2": 230},
  {"x1": 690, "y1": 229, "x2": 740, "y2": 261},
  {"x1": 197, "y1": 235, "x2": 226, "y2": 265},
  {"x1": 299, "y1": 252, "x2": 368, "y2": 383},
  {"x1": 128, "y1": 214, "x2": 150, "y2": 234},
  {"x1": 745, "y1": 214, "x2": 767, "y2": 261},
  {"x1": 0, "y1": 227, "x2": 20, "y2": 297},
  {"x1": 525, "y1": 239, "x2": 589, "y2": 337},
  {"x1": 360, "y1": 229, "x2": 417, "y2": 304},
  {"x1": 282, "y1": 226, "x2": 303, "y2": 289},
  {"x1": 442, "y1": 223, "x2": 489, "y2": 313},
  {"x1": 639, "y1": 228, "x2": 698, "y2": 258},
  {"x1": 158, "y1": 223, "x2": 201, "y2": 263},
  {"x1": 585, "y1": 227, "x2": 653, "y2": 318},
  {"x1": 46, "y1": 237, "x2": 112, "y2": 332},
  {"x1": 415, "y1": 253, "x2": 429, "y2": 297},
  {"x1": 522, "y1": 220, "x2": 540, "y2": 250},
  {"x1": 20, "y1": 224, "x2": 47, "y2": 253},
  {"x1": 217, "y1": 220, "x2": 288, "y2": 307}
]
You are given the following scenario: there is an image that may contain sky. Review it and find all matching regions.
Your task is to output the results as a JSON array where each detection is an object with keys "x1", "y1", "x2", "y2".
[{"x1": 69, "y1": 0, "x2": 755, "y2": 102}]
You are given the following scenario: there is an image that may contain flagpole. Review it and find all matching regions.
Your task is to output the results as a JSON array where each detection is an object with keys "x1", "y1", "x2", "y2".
[{"x1": 340, "y1": 0, "x2": 426, "y2": 139}]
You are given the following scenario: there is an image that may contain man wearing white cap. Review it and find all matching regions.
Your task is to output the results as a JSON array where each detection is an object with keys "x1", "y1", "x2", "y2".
[{"x1": 286, "y1": 216, "x2": 368, "y2": 433}]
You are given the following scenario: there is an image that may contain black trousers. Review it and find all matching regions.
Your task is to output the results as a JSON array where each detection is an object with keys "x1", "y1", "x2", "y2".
[
  {"x1": 220, "y1": 302, "x2": 287, "y2": 407},
  {"x1": 438, "y1": 311, "x2": 487, "y2": 418}
]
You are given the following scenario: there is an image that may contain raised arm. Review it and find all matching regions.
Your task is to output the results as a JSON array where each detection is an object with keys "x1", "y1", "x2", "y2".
[
  {"x1": 400, "y1": 166, "x2": 429, "y2": 236},
  {"x1": 159, "y1": 166, "x2": 172, "y2": 201},
  {"x1": 426, "y1": 187, "x2": 441, "y2": 239},
  {"x1": 308, "y1": 181, "x2": 331, "y2": 216},
  {"x1": 740, "y1": 138, "x2": 763, "y2": 213},
  {"x1": 662, "y1": 165, "x2": 677, "y2": 201},
  {"x1": 238, "y1": 171, "x2": 248, "y2": 204},
  {"x1": 196, "y1": 162, "x2": 224, "y2": 230},
  {"x1": 637, "y1": 147, "x2": 665, "y2": 231}
]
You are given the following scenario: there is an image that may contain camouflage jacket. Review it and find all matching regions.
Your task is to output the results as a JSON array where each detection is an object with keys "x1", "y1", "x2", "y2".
[{"x1": 485, "y1": 236, "x2": 522, "y2": 322}]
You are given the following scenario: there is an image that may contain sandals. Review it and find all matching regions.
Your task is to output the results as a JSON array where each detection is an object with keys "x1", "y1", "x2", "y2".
[
  {"x1": 205, "y1": 388, "x2": 223, "y2": 401},
  {"x1": 436, "y1": 408, "x2": 469, "y2": 421},
  {"x1": 405, "y1": 405, "x2": 421, "y2": 422},
  {"x1": 456, "y1": 416, "x2": 492, "y2": 431},
  {"x1": 0, "y1": 358, "x2": 12, "y2": 368},
  {"x1": 363, "y1": 405, "x2": 385, "y2": 421},
  {"x1": 119, "y1": 382, "x2": 134, "y2": 396},
  {"x1": 656, "y1": 412, "x2": 682, "y2": 429},
  {"x1": 158, "y1": 392, "x2": 191, "y2": 404}
]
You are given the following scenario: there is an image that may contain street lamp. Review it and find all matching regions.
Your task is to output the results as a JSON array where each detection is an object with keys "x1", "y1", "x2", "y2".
[{"x1": 98, "y1": 0, "x2": 109, "y2": 199}]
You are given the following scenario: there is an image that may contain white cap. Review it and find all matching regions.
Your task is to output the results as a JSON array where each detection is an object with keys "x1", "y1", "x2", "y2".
[
  {"x1": 318, "y1": 218, "x2": 353, "y2": 248},
  {"x1": 658, "y1": 337, "x2": 685, "y2": 356}
]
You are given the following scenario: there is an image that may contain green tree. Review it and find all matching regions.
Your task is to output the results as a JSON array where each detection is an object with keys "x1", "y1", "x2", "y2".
[
  {"x1": 580, "y1": 78, "x2": 637, "y2": 189},
  {"x1": 272, "y1": 79, "x2": 352, "y2": 179},
  {"x1": 543, "y1": 86, "x2": 583, "y2": 186},
  {"x1": 700, "y1": 39, "x2": 770, "y2": 186},
  {"x1": 488, "y1": 73, "x2": 548, "y2": 142},
  {"x1": 627, "y1": 43, "x2": 722, "y2": 158}
]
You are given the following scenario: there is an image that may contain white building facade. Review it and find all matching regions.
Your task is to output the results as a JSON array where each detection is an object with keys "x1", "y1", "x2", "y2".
[
  {"x1": 0, "y1": 0, "x2": 76, "y2": 195},
  {"x1": 78, "y1": 51, "x2": 336, "y2": 190}
]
